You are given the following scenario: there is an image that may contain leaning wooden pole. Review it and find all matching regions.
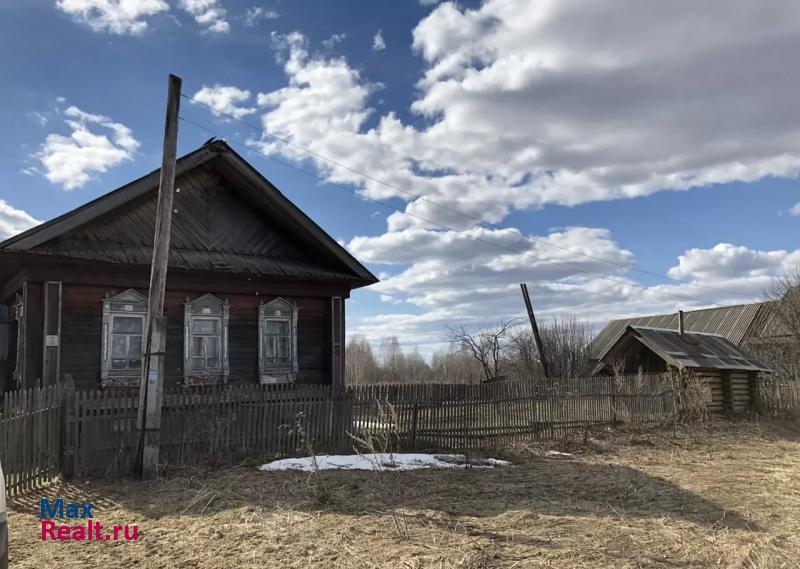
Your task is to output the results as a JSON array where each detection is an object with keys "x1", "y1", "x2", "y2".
[
  {"x1": 137, "y1": 74, "x2": 182, "y2": 479},
  {"x1": 520, "y1": 283, "x2": 549, "y2": 379}
]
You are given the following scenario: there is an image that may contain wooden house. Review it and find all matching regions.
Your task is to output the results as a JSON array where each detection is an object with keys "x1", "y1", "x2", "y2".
[
  {"x1": 592, "y1": 312, "x2": 771, "y2": 412},
  {"x1": 0, "y1": 141, "x2": 377, "y2": 393}
]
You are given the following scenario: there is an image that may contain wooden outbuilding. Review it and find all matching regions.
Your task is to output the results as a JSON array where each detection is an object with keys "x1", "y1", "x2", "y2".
[
  {"x1": 592, "y1": 319, "x2": 771, "y2": 412},
  {"x1": 0, "y1": 141, "x2": 378, "y2": 393}
]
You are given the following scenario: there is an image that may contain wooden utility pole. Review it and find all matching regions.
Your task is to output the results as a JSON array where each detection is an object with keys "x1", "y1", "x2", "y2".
[
  {"x1": 520, "y1": 283, "x2": 549, "y2": 379},
  {"x1": 137, "y1": 74, "x2": 182, "y2": 479}
]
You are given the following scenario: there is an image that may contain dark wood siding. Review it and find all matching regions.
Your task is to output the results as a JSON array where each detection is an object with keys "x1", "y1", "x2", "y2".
[{"x1": 60, "y1": 283, "x2": 333, "y2": 391}]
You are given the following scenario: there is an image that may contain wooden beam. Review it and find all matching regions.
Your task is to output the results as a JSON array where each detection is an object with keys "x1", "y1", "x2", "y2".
[
  {"x1": 41, "y1": 281, "x2": 62, "y2": 386},
  {"x1": 138, "y1": 74, "x2": 182, "y2": 480},
  {"x1": 520, "y1": 283, "x2": 549, "y2": 379},
  {"x1": 21, "y1": 282, "x2": 43, "y2": 389},
  {"x1": 17, "y1": 256, "x2": 354, "y2": 298},
  {"x1": 330, "y1": 297, "x2": 344, "y2": 388}
]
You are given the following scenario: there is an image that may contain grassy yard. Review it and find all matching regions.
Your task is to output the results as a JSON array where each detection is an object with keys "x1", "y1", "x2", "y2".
[{"x1": 8, "y1": 419, "x2": 800, "y2": 568}]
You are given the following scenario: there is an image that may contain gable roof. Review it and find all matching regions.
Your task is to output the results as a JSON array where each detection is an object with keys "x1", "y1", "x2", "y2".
[
  {"x1": 590, "y1": 302, "x2": 766, "y2": 361},
  {"x1": 0, "y1": 141, "x2": 378, "y2": 287},
  {"x1": 593, "y1": 325, "x2": 771, "y2": 374}
]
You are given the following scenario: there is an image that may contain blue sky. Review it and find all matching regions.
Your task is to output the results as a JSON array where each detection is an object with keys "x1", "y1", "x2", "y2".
[{"x1": 1, "y1": 1, "x2": 799, "y2": 355}]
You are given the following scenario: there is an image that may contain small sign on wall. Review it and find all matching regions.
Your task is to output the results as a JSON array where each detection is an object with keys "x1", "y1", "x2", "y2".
[{"x1": 45, "y1": 335, "x2": 59, "y2": 347}]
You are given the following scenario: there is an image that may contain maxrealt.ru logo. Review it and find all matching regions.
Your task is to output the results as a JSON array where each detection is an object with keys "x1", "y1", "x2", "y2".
[{"x1": 39, "y1": 499, "x2": 139, "y2": 542}]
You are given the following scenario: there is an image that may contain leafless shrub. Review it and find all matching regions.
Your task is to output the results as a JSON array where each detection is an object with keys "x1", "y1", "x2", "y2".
[
  {"x1": 348, "y1": 399, "x2": 409, "y2": 539},
  {"x1": 670, "y1": 370, "x2": 709, "y2": 426},
  {"x1": 293, "y1": 412, "x2": 338, "y2": 505}
]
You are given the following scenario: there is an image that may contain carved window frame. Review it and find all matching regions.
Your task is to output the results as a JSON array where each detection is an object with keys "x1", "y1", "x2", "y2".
[
  {"x1": 184, "y1": 294, "x2": 230, "y2": 386},
  {"x1": 258, "y1": 297, "x2": 298, "y2": 384},
  {"x1": 101, "y1": 289, "x2": 148, "y2": 388}
]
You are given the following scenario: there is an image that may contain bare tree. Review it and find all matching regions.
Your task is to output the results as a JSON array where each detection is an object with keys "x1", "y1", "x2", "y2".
[
  {"x1": 345, "y1": 335, "x2": 379, "y2": 385},
  {"x1": 379, "y1": 336, "x2": 405, "y2": 383},
  {"x1": 756, "y1": 269, "x2": 800, "y2": 377},
  {"x1": 507, "y1": 315, "x2": 594, "y2": 380},
  {"x1": 447, "y1": 320, "x2": 517, "y2": 382},
  {"x1": 430, "y1": 350, "x2": 485, "y2": 384}
]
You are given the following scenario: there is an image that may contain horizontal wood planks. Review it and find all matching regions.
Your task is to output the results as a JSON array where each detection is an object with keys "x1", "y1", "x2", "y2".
[{"x1": 59, "y1": 284, "x2": 332, "y2": 390}]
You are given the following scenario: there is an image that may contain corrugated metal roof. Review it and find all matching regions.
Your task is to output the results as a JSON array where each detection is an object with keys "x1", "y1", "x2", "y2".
[
  {"x1": 590, "y1": 303, "x2": 766, "y2": 360},
  {"x1": 627, "y1": 326, "x2": 771, "y2": 372}
]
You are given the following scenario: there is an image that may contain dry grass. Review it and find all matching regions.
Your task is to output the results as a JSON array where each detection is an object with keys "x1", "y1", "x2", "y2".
[{"x1": 8, "y1": 419, "x2": 800, "y2": 568}]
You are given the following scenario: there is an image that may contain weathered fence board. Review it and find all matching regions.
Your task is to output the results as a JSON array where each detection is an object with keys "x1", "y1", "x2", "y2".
[{"x1": 1, "y1": 372, "x2": 796, "y2": 490}]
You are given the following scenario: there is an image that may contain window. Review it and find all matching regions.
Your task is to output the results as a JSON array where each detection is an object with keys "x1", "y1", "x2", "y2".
[
  {"x1": 258, "y1": 298, "x2": 298, "y2": 384},
  {"x1": 110, "y1": 315, "x2": 144, "y2": 371},
  {"x1": 184, "y1": 294, "x2": 229, "y2": 385},
  {"x1": 101, "y1": 289, "x2": 148, "y2": 388}
]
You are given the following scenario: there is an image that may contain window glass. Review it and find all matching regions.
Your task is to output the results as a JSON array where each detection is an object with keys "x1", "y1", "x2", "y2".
[
  {"x1": 266, "y1": 320, "x2": 288, "y2": 335},
  {"x1": 129, "y1": 336, "x2": 142, "y2": 360},
  {"x1": 193, "y1": 318, "x2": 218, "y2": 335},
  {"x1": 191, "y1": 336, "x2": 204, "y2": 357},
  {"x1": 113, "y1": 316, "x2": 143, "y2": 334},
  {"x1": 112, "y1": 335, "x2": 127, "y2": 357},
  {"x1": 261, "y1": 309, "x2": 294, "y2": 370}
]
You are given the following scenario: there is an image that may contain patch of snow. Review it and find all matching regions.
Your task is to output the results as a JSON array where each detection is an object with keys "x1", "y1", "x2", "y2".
[
  {"x1": 259, "y1": 453, "x2": 511, "y2": 472},
  {"x1": 544, "y1": 450, "x2": 573, "y2": 458},
  {"x1": 485, "y1": 458, "x2": 512, "y2": 466}
]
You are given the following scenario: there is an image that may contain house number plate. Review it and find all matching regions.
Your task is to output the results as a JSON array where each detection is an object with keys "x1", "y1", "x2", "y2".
[{"x1": 45, "y1": 335, "x2": 59, "y2": 347}]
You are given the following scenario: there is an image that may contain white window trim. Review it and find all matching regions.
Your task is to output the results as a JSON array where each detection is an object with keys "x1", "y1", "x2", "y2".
[
  {"x1": 184, "y1": 294, "x2": 230, "y2": 385},
  {"x1": 101, "y1": 289, "x2": 148, "y2": 388},
  {"x1": 258, "y1": 297, "x2": 298, "y2": 384}
]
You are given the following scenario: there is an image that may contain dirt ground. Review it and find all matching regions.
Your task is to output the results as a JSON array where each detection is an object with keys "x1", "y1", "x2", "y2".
[{"x1": 8, "y1": 419, "x2": 800, "y2": 568}]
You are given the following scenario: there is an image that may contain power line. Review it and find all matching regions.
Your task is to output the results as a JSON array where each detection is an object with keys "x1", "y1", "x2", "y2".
[
  {"x1": 181, "y1": 92, "x2": 758, "y2": 300},
  {"x1": 178, "y1": 114, "x2": 756, "y2": 306}
]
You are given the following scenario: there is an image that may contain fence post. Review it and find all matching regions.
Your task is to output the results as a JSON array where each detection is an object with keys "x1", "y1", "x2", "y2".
[
  {"x1": 610, "y1": 376, "x2": 618, "y2": 426},
  {"x1": 59, "y1": 375, "x2": 76, "y2": 479},
  {"x1": 410, "y1": 403, "x2": 418, "y2": 450}
]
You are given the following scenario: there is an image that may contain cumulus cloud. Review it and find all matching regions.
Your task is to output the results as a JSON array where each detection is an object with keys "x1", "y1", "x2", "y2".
[
  {"x1": 668, "y1": 243, "x2": 797, "y2": 282},
  {"x1": 55, "y1": 0, "x2": 169, "y2": 35},
  {"x1": 789, "y1": 202, "x2": 800, "y2": 216},
  {"x1": 180, "y1": 0, "x2": 229, "y2": 33},
  {"x1": 192, "y1": 84, "x2": 256, "y2": 119},
  {"x1": 0, "y1": 201, "x2": 40, "y2": 240},
  {"x1": 244, "y1": 6, "x2": 278, "y2": 26},
  {"x1": 36, "y1": 105, "x2": 140, "y2": 190},
  {"x1": 191, "y1": 5, "x2": 800, "y2": 353},
  {"x1": 372, "y1": 30, "x2": 386, "y2": 51},
  {"x1": 322, "y1": 33, "x2": 346, "y2": 50}
]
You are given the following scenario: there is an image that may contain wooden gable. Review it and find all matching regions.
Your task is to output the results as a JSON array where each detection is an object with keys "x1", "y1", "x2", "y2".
[{"x1": 1, "y1": 143, "x2": 377, "y2": 286}]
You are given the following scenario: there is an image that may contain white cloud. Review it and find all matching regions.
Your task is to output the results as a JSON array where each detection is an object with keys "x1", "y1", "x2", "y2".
[
  {"x1": 372, "y1": 29, "x2": 386, "y2": 51},
  {"x1": 180, "y1": 0, "x2": 229, "y2": 33},
  {"x1": 192, "y1": 84, "x2": 257, "y2": 119},
  {"x1": 0, "y1": 201, "x2": 40, "y2": 240},
  {"x1": 55, "y1": 0, "x2": 168, "y2": 35},
  {"x1": 668, "y1": 243, "x2": 796, "y2": 282},
  {"x1": 322, "y1": 33, "x2": 346, "y2": 50},
  {"x1": 244, "y1": 6, "x2": 278, "y2": 26},
  {"x1": 789, "y1": 202, "x2": 800, "y2": 216},
  {"x1": 192, "y1": 6, "x2": 800, "y2": 353},
  {"x1": 36, "y1": 105, "x2": 140, "y2": 190}
]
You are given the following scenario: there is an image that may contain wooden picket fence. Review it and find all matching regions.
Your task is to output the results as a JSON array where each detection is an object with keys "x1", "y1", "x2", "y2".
[
  {"x1": 756, "y1": 373, "x2": 800, "y2": 415},
  {"x1": 64, "y1": 384, "x2": 354, "y2": 478},
  {"x1": 4, "y1": 371, "x2": 794, "y2": 493},
  {"x1": 0, "y1": 384, "x2": 64, "y2": 495},
  {"x1": 348, "y1": 374, "x2": 677, "y2": 449}
]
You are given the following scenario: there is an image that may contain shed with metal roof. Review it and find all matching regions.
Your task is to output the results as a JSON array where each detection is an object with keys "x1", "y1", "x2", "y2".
[{"x1": 593, "y1": 323, "x2": 771, "y2": 413}]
